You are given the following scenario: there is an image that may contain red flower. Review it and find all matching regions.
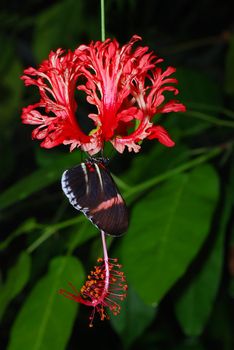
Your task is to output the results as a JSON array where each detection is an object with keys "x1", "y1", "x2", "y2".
[
  {"x1": 21, "y1": 36, "x2": 185, "y2": 155},
  {"x1": 21, "y1": 49, "x2": 94, "y2": 152},
  {"x1": 59, "y1": 257, "x2": 127, "y2": 327}
]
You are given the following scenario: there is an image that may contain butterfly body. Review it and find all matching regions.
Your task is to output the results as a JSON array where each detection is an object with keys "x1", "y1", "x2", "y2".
[{"x1": 61, "y1": 158, "x2": 129, "y2": 236}]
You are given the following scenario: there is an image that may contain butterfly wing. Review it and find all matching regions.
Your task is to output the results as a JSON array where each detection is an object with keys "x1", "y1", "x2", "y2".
[{"x1": 61, "y1": 160, "x2": 129, "y2": 236}]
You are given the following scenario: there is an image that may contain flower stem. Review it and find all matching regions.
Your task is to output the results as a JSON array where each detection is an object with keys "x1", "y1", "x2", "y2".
[
  {"x1": 101, "y1": 230, "x2": 108, "y2": 262},
  {"x1": 100, "y1": 0, "x2": 105, "y2": 41},
  {"x1": 101, "y1": 230, "x2": 110, "y2": 292}
]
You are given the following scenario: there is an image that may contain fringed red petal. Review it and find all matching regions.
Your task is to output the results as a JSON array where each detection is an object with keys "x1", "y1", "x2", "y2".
[{"x1": 21, "y1": 36, "x2": 185, "y2": 154}]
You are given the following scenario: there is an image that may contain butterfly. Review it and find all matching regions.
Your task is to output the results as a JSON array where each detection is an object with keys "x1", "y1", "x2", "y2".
[{"x1": 61, "y1": 158, "x2": 129, "y2": 236}]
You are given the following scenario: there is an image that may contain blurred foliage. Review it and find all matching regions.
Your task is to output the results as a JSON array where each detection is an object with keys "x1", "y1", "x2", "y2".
[{"x1": 0, "y1": 0, "x2": 234, "y2": 349}]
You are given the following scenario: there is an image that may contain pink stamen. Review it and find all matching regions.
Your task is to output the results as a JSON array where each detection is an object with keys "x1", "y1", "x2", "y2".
[{"x1": 59, "y1": 231, "x2": 128, "y2": 327}]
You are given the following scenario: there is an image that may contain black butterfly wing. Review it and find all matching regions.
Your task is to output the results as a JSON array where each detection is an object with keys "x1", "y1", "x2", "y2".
[
  {"x1": 61, "y1": 160, "x2": 129, "y2": 236},
  {"x1": 89, "y1": 162, "x2": 129, "y2": 236}
]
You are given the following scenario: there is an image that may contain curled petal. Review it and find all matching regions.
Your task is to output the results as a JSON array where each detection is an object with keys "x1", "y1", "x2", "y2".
[
  {"x1": 111, "y1": 117, "x2": 152, "y2": 153},
  {"x1": 157, "y1": 100, "x2": 186, "y2": 114},
  {"x1": 116, "y1": 107, "x2": 141, "y2": 123},
  {"x1": 21, "y1": 106, "x2": 48, "y2": 125},
  {"x1": 21, "y1": 49, "x2": 92, "y2": 150},
  {"x1": 147, "y1": 125, "x2": 175, "y2": 147}
]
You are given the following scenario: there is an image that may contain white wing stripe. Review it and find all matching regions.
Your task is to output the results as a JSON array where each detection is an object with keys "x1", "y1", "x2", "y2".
[
  {"x1": 94, "y1": 163, "x2": 104, "y2": 191},
  {"x1": 81, "y1": 163, "x2": 89, "y2": 195}
]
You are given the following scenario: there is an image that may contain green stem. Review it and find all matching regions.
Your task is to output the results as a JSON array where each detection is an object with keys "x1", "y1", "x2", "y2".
[
  {"x1": 124, "y1": 147, "x2": 222, "y2": 203},
  {"x1": 27, "y1": 216, "x2": 84, "y2": 253},
  {"x1": 185, "y1": 110, "x2": 234, "y2": 128},
  {"x1": 101, "y1": 0, "x2": 105, "y2": 41},
  {"x1": 111, "y1": 174, "x2": 132, "y2": 191},
  {"x1": 187, "y1": 102, "x2": 234, "y2": 119}
]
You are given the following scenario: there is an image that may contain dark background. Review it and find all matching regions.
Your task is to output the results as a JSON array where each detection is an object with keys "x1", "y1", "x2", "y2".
[{"x1": 0, "y1": 1, "x2": 234, "y2": 349}]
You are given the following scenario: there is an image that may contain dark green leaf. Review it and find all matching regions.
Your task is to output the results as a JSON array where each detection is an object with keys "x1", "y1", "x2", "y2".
[
  {"x1": 123, "y1": 144, "x2": 189, "y2": 185},
  {"x1": 111, "y1": 285, "x2": 155, "y2": 349},
  {"x1": 33, "y1": 0, "x2": 99, "y2": 61},
  {"x1": 120, "y1": 165, "x2": 219, "y2": 304},
  {"x1": 0, "y1": 37, "x2": 23, "y2": 127},
  {"x1": 8, "y1": 256, "x2": 84, "y2": 350},
  {"x1": 205, "y1": 298, "x2": 233, "y2": 349},
  {"x1": 174, "y1": 186, "x2": 232, "y2": 336},
  {"x1": 66, "y1": 220, "x2": 98, "y2": 253},
  {"x1": 173, "y1": 341, "x2": 206, "y2": 350},
  {"x1": 176, "y1": 68, "x2": 223, "y2": 107},
  {"x1": 225, "y1": 34, "x2": 234, "y2": 95},
  {"x1": 229, "y1": 159, "x2": 234, "y2": 207},
  {"x1": 0, "y1": 252, "x2": 31, "y2": 320},
  {"x1": 0, "y1": 151, "x2": 81, "y2": 210},
  {"x1": 33, "y1": 0, "x2": 84, "y2": 61},
  {"x1": 169, "y1": 68, "x2": 223, "y2": 136},
  {"x1": 0, "y1": 218, "x2": 38, "y2": 251}
]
